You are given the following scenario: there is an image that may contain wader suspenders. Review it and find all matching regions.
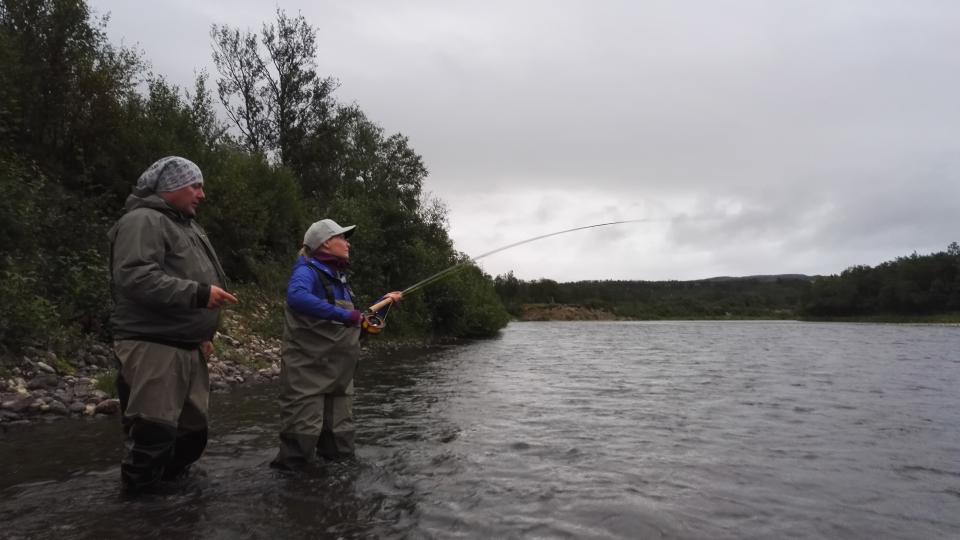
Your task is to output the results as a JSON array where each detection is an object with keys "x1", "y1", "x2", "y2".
[{"x1": 308, "y1": 265, "x2": 358, "y2": 307}]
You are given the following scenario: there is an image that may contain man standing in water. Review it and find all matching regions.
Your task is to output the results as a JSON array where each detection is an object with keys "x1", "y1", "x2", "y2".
[{"x1": 108, "y1": 156, "x2": 237, "y2": 493}]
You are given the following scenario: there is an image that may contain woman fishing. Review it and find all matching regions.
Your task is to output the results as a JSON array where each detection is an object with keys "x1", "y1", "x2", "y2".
[{"x1": 271, "y1": 219, "x2": 402, "y2": 470}]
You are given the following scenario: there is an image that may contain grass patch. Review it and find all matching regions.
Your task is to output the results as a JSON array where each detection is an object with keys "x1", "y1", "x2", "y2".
[
  {"x1": 52, "y1": 355, "x2": 76, "y2": 376},
  {"x1": 94, "y1": 368, "x2": 118, "y2": 398}
]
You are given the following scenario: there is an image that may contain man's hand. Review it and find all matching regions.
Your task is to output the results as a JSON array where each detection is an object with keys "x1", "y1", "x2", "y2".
[
  {"x1": 207, "y1": 286, "x2": 239, "y2": 309},
  {"x1": 201, "y1": 341, "x2": 214, "y2": 358},
  {"x1": 383, "y1": 291, "x2": 403, "y2": 305}
]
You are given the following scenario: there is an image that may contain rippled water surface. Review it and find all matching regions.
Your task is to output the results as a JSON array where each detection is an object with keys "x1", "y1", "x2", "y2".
[{"x1": 2, "y1": 321, "x2": 959, "y2": 539}]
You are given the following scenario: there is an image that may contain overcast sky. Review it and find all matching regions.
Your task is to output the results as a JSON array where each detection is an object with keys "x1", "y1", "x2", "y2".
[{"x1": 89, "y1": 0, "x2": 960, "y2": 281}]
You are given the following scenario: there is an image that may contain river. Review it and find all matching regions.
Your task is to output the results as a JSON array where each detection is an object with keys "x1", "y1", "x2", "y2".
[{"x1": 1, "y1": 321, "x2": 958, "y2": 539}]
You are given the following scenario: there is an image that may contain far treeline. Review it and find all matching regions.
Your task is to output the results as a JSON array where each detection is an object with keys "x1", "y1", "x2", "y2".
[
  {"x1": 0, "y1": 1, "x2": 509, "y2": 356},
  {"x1": 494, "y1": 243, "x2": 960, "y2": 321}
]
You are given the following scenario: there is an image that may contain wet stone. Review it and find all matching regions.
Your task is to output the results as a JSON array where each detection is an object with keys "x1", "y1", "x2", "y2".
[{"x1": 94, "y1": 399, "x2": 120, "y2": 415}]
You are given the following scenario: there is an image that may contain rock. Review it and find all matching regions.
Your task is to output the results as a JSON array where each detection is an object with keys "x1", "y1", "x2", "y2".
[
  {"x1": 46, "y1": 400, "x2": 69, "y2": 415},
  {"x1": 94, "y1": 399, "x2": 120, "y2": 415},
  {"x1": 69, "y1": 401, "x2": 86, "y2": 414},
  {"x1": 26, "y1": 374, "x2": 59, "y2": 390},
  {"x1": 90, "y1": 354, "x2": 111, "y2": 367},
  {"x1": 83, "y1": 404, "x2": 96, "y2": 416},
  {"x1": 30, "y1": 399, "x2": 45, "y2": 412},
  {"x1": 90, "y1": 389, "x2": 109, "y2": 402},
  {"x1": 3, "y1": 398, "x2": 33, "y2": 413},
  {"x1": 233, "y1": 376, "x2": 245, "y2": 384},
  {"x1": 36, "y1": 361, "x2": 56, "y2": 374}
]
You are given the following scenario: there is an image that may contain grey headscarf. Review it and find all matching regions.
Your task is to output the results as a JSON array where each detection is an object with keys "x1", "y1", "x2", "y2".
[{"x1": 135, "y1": 156, "x2": 203, "y2": 195}]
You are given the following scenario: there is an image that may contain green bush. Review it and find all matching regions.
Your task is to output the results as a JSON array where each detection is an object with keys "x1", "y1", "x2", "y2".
[{"x1": 0, "y1": 268, "x2": 60, "y2": 348}]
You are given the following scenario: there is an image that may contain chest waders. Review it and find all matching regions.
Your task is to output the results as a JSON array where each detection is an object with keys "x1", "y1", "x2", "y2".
[
  {"x1": 109, "y1": 205, "x2": 225, "y2": 493},
  {"x1": 272, "y1": 268, "x2": 363, "y2": 469}
]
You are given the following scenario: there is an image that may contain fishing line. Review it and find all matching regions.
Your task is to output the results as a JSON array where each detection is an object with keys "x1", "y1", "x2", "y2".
[
  {"x1": 401, "y1": 219, "x2": 652, "y2": 296},
  {"x1": 365, "y1": 218, "x2": 657, "y2": 322}
]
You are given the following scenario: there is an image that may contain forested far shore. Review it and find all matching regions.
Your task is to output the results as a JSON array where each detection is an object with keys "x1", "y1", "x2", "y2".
[{"x1": 495, "y1": 243, "x2": 960, "y2": 321}]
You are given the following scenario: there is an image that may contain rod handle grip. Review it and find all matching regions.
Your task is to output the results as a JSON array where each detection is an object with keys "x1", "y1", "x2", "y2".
[{"x1": 367, "y1": 297, "x2": 394, "y2": 313}]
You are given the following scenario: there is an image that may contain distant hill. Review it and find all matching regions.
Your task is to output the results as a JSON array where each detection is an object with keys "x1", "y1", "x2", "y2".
[{"x1": 699, "y1": 274, "x2": 815, "y2": 283}]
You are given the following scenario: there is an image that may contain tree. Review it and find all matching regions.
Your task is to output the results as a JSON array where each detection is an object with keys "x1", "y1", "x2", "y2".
[
  {"x1": 211, "y1": 8, "x2": 337, "y2": 167},
  {"x1": 210, "y1": 24, "x2": 271, "y2": 154}
]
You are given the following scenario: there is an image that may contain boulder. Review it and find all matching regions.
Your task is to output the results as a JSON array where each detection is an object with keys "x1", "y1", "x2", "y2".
[
  {"x1": 36, "y1": 361, "x2": 56, "y2": 374},
  {"x1": 46, "y1": 401, "x2": 69, "y2": 416},
  {"x1": 2, "y1": 397, "x2": 34, "y2": 413},
  {"x1": 94, "y1": 398, "x2": 121, "y2": 415},
  {"x1": 26, "y1": 374, "x2": 59, "y2": 390}
]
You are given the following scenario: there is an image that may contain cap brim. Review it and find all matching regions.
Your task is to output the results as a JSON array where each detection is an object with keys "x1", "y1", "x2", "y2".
[{"x1": 341, "y1": 225, "x2": 356, "y2": 238}]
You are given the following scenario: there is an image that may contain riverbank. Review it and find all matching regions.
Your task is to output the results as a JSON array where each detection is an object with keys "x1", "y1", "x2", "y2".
[
  {"x1": 519, "y1": 303, "x2": 619, "y2": 321},
  {"x1": 0, "y1": 335, "x2": 284, "y2": 427}
]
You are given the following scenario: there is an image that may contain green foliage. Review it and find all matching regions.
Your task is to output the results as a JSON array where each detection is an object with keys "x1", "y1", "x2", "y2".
[
  {"x1": 427, "y1": 265, "x2": 511, "y2": 337},
  {"x1": 200, "y1": 153, "x2": 306, "y2": 281},
  {"x1": 52, "y1": 355, "x2": 76, "y2": 376},
  {"x1": 803, "y1": 244, "x2": 960, "y2": 317},
  {"x1": 0, "y1": 154, "x2": 45, "y2": 253},
  {"x1": 0, "y1": 268, "x2": 60, "y2": 348}
]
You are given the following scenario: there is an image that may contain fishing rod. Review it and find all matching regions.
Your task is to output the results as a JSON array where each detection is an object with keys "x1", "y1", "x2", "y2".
[{"x1": 363, "y1": 220, "x2": 650, "y2": 324}]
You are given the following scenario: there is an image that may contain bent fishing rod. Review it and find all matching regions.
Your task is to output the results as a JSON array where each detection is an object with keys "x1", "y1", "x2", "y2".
[{"x1": 364, "y1": 219, "x2": 650, "y2": 320}]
